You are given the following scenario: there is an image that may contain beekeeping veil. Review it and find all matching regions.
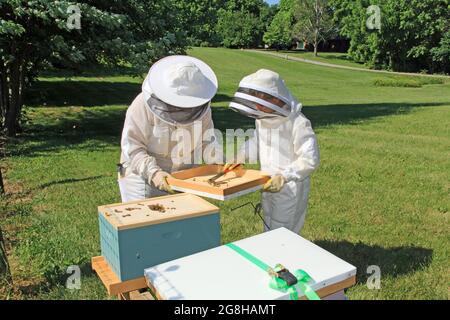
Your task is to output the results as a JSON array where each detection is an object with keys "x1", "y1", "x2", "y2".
[
  {"x1": 229, "y1": 69, "x2": 297, "y2": 120},
  {"x1": 142, "y1": 55, "x2": 218, "y2": 125}
]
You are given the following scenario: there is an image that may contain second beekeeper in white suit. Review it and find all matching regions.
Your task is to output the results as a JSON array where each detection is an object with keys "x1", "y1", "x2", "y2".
[
  {"x1": 118, "y1": 55, "x2": 221, "y2": 202},
  {"x1": 229, "y1": 69, "x2": 320, "y2": 234}
]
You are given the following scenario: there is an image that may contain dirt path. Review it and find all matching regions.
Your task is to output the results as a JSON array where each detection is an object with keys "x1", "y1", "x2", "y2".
[{"x1": 246, "y1": 50, "x2": 449, "y2": 78}]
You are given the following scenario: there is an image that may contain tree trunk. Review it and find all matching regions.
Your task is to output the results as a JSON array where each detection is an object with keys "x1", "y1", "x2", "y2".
[
  {"x1": 314, "y1": 29, "x2": 319, "y2": 57},
  {"x1": 0, "y1": 60, "x2": 7, "y2": 195},
  {"x1": 0, "y1": 62, "x2": 8, "y2": 128},
  {"x1": 4, "y1": 58, "x2": 25, "y2": 137},
  {"x1": 0, "y1": 131, "x2": 5, "y2": 195},
  {"x1": 0, "y1": 227, "x2": 11, "y2": 282},
  {"x1": 0, "y1": 168, "x2": 4, "y2": 195}
]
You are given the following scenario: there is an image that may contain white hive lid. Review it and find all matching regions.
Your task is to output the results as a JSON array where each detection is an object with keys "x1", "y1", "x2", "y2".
[{"x1": 145, "y1": 228, "x2": 357, "y2": 300}]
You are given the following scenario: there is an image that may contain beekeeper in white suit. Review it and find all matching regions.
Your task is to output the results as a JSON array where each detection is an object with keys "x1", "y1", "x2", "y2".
[
  {"x1": 229, "y1": 69, "x2": 320, "y2": 234},
  {"x1": 118, "y1": 55, "x2": 220, "y2": 202}
]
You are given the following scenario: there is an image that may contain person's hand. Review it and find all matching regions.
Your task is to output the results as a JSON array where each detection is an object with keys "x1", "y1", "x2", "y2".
[
  {"x1": 152, "y1": 171, "x2": 175, "y2": 194},
  {"x1": 263, "y1": 174, "x2": 286, "y2": 193}
]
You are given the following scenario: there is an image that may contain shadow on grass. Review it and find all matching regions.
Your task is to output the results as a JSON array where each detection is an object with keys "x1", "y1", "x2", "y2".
[
  {"x1": 303, "y1": 102, "x2": 450, "y2": 128},
  {"x1": 213, "y1": 101, "x2": 450, "y2": 131},
  {"x1": 0, "y1": 200, "x2": 33, "y2": 220},
  {"x1": 26, "y1": 80, "x2": 141, "y2": 107},
  {"x1": 38, "y1": 176, "x2": 107, "y2": 190},
  {"x1": 15, "y1": 79, "x2": 450, "y2": 159},
  {"x1": 24, "y1": 77, "x2": 450, "y2": 130},
  {"x1": 27, "y1": 81, "x2": 231, "y2": 108},
  {"x1": 17, "y1": 261, "x2": 98, "y2": 298},
  {"x1": 212, "y1": 107, "x2": 254, "y2": 131},
  {"x1": 9, "y1": 107, "x2": 126, "y2": 157},
  {"x1": 212, "y1": 93, "x2": 233, "y2": 104},
  {"x1": 314, "y1": 240, "x2": 433, "y2": 285},
  {"x1": 40, "y1": 65, "x2": 140, "y2": 78}
]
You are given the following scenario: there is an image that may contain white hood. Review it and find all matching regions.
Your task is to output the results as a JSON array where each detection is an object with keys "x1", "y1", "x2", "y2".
[{"x1": 230, "y1": 69, "x2": 302, "y2": 120}]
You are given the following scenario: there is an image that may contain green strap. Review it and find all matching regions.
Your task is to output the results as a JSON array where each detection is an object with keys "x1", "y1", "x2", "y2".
[
  {"x1": 226, "y1": 243, "x2": 269, "y2": 271},
  {"x1": 295, "y1": 270, "x2": 321, "y2": 300},
  {"x1": 226, "y1": 243, "x2": 320, "y2": 301}
]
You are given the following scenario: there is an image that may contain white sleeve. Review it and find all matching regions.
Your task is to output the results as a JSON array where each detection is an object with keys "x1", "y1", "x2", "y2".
[
  {"x1": 121, "y1": 95, "x2": 162, "y2": 182},
  {"x1": 282, "y1": 114, "x2": 320, "y2": 182}
]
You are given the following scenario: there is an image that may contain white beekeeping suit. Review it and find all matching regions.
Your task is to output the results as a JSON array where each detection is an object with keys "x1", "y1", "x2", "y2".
[
  {"x1": 119, "y1": 56, "x2": 222, "y2": 202},
  {"x1": 229, "y1": 69, "x2": 320, "y2": 233}
]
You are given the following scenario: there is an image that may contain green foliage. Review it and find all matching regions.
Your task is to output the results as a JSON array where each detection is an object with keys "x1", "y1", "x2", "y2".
[
  {"x1": 215, "y1": 0, "x2": 275, "y2": 48},
  {"x1": 264, "y1": 0, "x2": 337, "y2": 53},
  {"x1": 431, "y1": 30, "x2": 450, "y2": 73},
  {"x1": 372, "y1": 76, "x2": 445, "y2": 88},
  {"x1": 263, "y1": 0, "x2": 296, "y2": 49},
  {"x1": 0, "y1": 0, "x2": 188, "y2": 136},
  {"x1": 175, "y1": 0, "x2": 226, "y2": 47},
  {"x1": 216, "y1": 9, "x2": 261, "y2": 48},
  {"x1": 331, "y1": 0, "x2": 450, "y2": 73},
  {"x1": 0, "y1": 0, "x2": 187, "y2": 72}
]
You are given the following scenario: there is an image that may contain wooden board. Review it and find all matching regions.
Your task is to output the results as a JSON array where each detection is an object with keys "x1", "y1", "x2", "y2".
[
  {"x1": 167, "y1": 165, "x2": 270, "y2": 201},
  {"x1": 92, "y1": 256, "x2": 147, "y2": 296},
  {"x1": 98, "y1": 193, "x2": 219, "y2": 231},
  {"x1": 144, "y1": 228, "x2": 357, "y2": 300},
  {"x1": 119, "y1": 290, "x2": 154, "y2": 300}
]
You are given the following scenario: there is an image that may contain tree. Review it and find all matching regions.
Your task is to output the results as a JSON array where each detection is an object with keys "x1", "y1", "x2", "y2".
[
  {"x1": 431, "y1": 30, "x2": 450, "y2": 74},
  {"x1": 263, "y1": 0, "x2": 296, "y2": 49},
  {"x1": 175, "y1": 0, "x2": 226, "y2": 46},
  {"x1": 216, "y1": 9, "x2": 261, "y2": 48},
  {"x1": 292, "y1": 0, "x2": 335, "y2": 57},
  {"x1": 259, "y1": 1, "x2": 279, "y2": 36},
  {"x1": 0, "y1": 0, "x2": 188, "y2": 137},
  {"x1": 331, "y1": 0, "x2": 450, "y2": 73},
  {"x1": 215, "y1": 0, "x2": 273, "y2": 48}
]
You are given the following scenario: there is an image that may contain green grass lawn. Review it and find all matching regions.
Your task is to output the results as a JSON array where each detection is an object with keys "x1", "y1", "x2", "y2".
[
  {"x1": 268, "y1": 50, "x2": 370, "y2": 69},
  {"x1": 1, "y1": 47, "x2": 449, "y2": 300}
]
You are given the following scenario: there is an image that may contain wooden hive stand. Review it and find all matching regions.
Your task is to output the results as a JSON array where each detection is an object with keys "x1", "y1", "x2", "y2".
[{"x1": 91, "y1": 256, "x2": 153, "y2": 300}]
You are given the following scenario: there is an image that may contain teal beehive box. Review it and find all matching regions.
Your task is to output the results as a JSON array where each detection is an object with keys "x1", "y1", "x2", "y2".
[{"x1": 98, "y1": 193, "x2": 220, "y2": 281}]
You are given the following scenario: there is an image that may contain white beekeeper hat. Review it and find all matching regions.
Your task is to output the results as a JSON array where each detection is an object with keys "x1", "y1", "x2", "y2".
[
  {"x1": 143, "y1": 55, "x2": 218, "y2": 108},
  {"x1": 229, "y1": 69, "x2": 294, "y2": 119}
]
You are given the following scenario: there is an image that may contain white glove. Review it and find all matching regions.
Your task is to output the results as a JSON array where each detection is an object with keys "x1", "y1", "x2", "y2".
[
  {"x1": 263, "y1": 174, "x2": 286, "y2": 193},
  {"x1": 151, "y1": 171, "x2": 175, "y2": 194}
]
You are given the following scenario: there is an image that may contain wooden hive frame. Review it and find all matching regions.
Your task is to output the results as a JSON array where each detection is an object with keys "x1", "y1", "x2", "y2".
[{"x1": 167, "y1": 164, "x2": 270, "y2": 201}]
